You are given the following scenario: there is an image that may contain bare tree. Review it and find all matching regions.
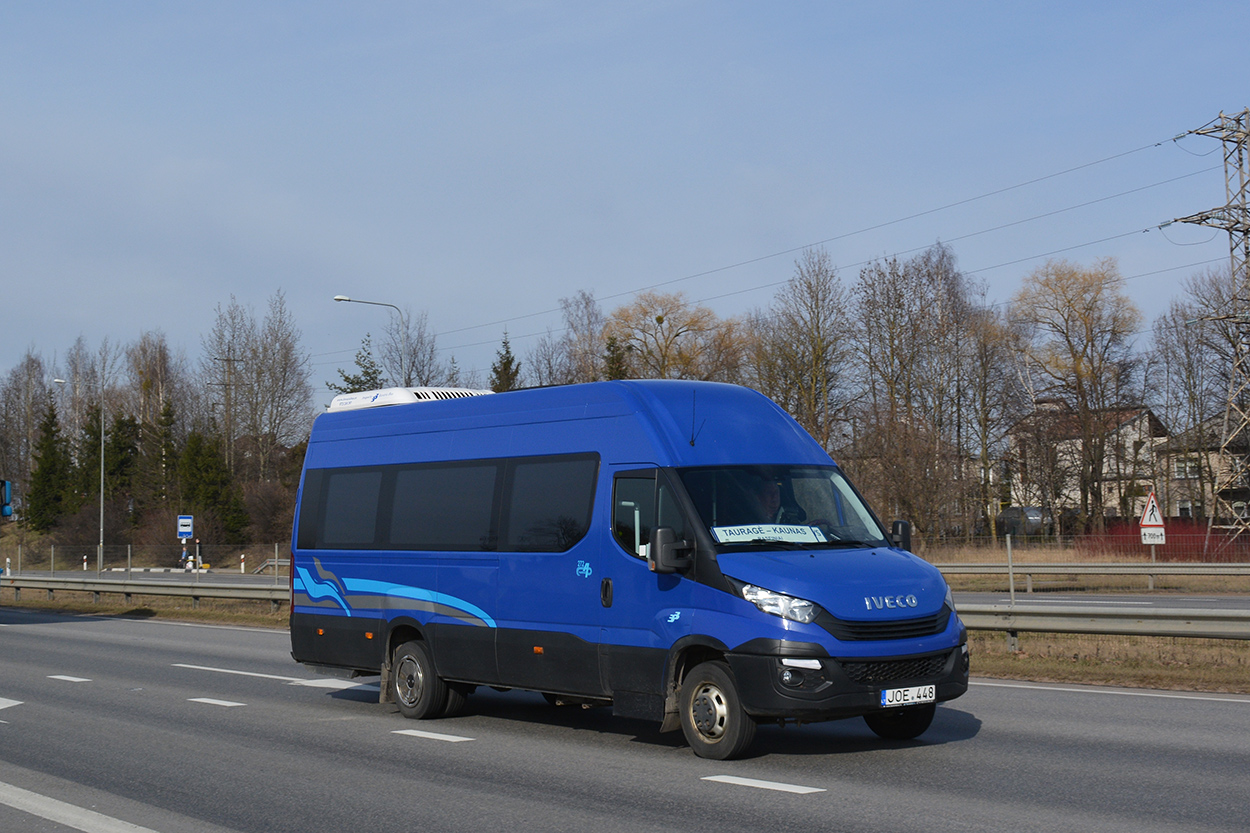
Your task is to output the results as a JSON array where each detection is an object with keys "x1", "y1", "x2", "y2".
[
  {"x1": 848, "y1": 244, "x2": 976, "y2": 542},
  {"x1": 744, "y1": 248, "x2": 851, "y2": 450},
  {"x1": 604, "y1": 291, "x2": 743, "y2": 381},
  {"x1": 529, "y1": 291, "x2": 608, "y2": 386},
  {"x1": 379, "y1": 307, "x2": 442, "y2": 387},
  {"x1": 1010, "y1": 258, "x2": 1142, "y2": 531},
  {"x1": 202, "y1": 292, "x2": 312, "y2": 481}
]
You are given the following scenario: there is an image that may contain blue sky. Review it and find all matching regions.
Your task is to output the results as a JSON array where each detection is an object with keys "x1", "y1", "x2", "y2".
[{"x1": 3, "y1": 2, "x2": 1246, "y2": 405}]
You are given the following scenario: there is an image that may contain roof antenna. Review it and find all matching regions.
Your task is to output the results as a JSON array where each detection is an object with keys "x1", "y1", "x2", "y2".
[{"x1": 690, "y1": 390, "x2": 706, "y2": 446}]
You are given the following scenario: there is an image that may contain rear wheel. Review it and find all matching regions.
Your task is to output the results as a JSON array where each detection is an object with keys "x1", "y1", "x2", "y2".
[
  {"x1": 863, "y1": 703, "x2": 936, "y2": 740},
  {"x1": 679, "y1": 661, "x2": 756, "y2": 760},
  {"x1": 391, "y1": 640, "x2": 448, "y2": 719}
]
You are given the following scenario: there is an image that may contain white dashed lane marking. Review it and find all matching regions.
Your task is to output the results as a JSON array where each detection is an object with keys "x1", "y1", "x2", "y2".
[
  {"x1": 47, "y1": 675, "x2": 92, "y2": 683},
  {"x1": 0, "y1": 779, "x2": 161, "y2": 833},
  {"x1": 393, "y1": 728, "x2": 475, "y2": 743},
  {"x1": 188, "y1": 698, "x2": 247, "y2": 708},
  {"x1": 702, "y1": 775, "x2": 826, "y2": 794}
]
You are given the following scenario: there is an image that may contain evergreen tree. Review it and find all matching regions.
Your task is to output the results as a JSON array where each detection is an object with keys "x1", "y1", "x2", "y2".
[
  {"x1": 25, "y1": 403, "x2": 71, "y2": 531},
  {"x1": 327, "y1": 334, "x2": 386, "y2": 394},
  {"x1": 489, "y1": 331, "x2": 522, "y2": 392},
  {"x1": 603, "y1": 334, "x2": 631, "y2": 380},
  {"x1": 178, "y1": 430, "x2": 249, "y2": 544}
]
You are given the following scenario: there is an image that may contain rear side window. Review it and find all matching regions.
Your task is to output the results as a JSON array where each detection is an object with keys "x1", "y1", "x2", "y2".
[{"x1": 297, "y1": 452, "x2": 598, "y2": 553}]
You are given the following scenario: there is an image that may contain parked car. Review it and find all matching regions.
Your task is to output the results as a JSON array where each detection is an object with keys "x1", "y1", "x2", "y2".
[{"x1": 996, "y1": 506, "x2": 1053, "y2": 537}]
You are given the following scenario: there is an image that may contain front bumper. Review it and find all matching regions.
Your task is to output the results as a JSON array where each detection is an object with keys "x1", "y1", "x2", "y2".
[{"x1": 727, "y1": 640, "x2": 970, "y2": 722}]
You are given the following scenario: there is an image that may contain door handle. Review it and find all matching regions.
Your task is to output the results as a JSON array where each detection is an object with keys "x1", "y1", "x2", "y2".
[{"x1": 601, "y1": 577, "x2": 613, "y2": 608}]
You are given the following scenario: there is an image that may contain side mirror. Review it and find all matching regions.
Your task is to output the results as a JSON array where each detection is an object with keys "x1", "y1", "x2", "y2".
[
  {"x1": 891, "y1": 520, "x2": 912, "y2": 552},
  {"x1": 648, "y1": 527, "x2": 692, "y2": 574}
]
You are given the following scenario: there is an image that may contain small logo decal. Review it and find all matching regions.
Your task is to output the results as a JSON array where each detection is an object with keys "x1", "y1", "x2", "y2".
[
  {"x1": 668, "y1": 611, "x2": 682, "y2": 623},
  {"x1": 576, "y1": 561, "x2": 593, "y2": 578}
]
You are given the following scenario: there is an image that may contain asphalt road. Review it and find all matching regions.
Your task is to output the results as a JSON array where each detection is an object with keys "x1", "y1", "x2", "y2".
[{"x1": 2, "y1": 606, "x2": 1249, "y2": 833}]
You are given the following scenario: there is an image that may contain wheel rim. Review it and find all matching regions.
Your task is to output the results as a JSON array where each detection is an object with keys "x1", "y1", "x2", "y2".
[
  {"x1": 689, "y1": 681, "x2": 729, "y2": 741},
  {"x1": 395, "y1": 654, "x2": 425, "y2": 708}
]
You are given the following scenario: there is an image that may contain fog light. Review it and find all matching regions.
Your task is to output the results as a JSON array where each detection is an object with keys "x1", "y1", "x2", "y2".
[{"x1": 781, "y1": 668, "x2": 804, "y2": 687}]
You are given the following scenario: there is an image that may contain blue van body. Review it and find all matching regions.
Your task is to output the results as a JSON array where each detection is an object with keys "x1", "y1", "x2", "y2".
[{"x1": 290, "y1": 380, "x2": 968, "y2": 756}]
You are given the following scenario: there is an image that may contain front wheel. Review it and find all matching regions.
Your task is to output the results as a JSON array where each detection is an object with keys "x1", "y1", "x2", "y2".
[
  {"x1": 679, "y1": 661, "x2": 756, "y2": 760},
  {"x1": 391, "y1": 640, "x2": 449, "y2": 719},
  {"x1": 863, "y1": 703, "x2": 936, "y2": 740}
]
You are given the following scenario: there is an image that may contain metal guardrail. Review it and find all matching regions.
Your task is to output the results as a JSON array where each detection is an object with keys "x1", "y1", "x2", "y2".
[
  {"x1": 957, "y1": 603, "x2": 1250, "y2": 640},
  {"x1": 4, "y1": 573, "x2": 1249, "y2": 639},
  {"x1": 3, "y1": 574, "x2": 287, "y2": 611}
]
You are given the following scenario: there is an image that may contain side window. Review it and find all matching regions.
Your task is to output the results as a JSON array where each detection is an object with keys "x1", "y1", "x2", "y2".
[
  {"x1": 391, "y1": 463, "x2": 499, "y2": 551},
  {"x1": 613, "y1": 473, "x2": 656, "y2": 557},
  {"x1": 321, "y1": 469, "x2": 384, "y2": 547},
  {"x1": 613, "y1": 470, "x2": 692, "y2": 558},
  {"x1": 504, "y1": 455, "x2": 598, "y2": 552}
]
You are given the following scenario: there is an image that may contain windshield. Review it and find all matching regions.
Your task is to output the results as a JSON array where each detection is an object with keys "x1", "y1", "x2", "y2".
[{"x1": 676, "y1": 464, "x2": 890, "y2": 549}]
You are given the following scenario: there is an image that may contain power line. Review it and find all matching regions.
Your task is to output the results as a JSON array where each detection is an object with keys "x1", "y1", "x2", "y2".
[{"x1": 432, "y1": 136, "x2": 1180, "y2": 342}]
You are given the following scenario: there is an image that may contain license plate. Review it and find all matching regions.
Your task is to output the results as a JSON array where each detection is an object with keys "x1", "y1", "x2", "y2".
[{"x1": 880, "y1": 684, "x2": 936, "y2": 708}]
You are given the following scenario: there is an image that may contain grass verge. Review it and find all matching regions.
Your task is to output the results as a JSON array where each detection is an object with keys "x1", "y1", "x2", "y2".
[
  {"x1": 1, "y1": 589, "x2": 287, "y2": 629},
  {"x1": 969, "y1": 630, "x2": 1250, "y2": 694}
]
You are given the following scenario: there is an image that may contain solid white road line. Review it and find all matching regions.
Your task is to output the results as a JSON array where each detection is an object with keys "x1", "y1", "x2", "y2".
[
  {"x1": 187, "y1": 698, "x2": 247, "y2": 708},
  {"x1": 971, "y1": 680, "x2": 1250, "y2": 703},
  {"x1": 172, "y1": 663, "x2": 301, "y2": 682},
  {"x1": 288, "y1": 678, "x2": 380, "y2": 690},
  {"x1": 48, "y1": 675, "x2": 92, "y2": 683},
  {"x1": 0, "y1": 779, "x2": 161, "y2": 833},
  {"x1": 701, "y1": 775, "x2": 825, "y2": 794},
  {"x1": 392, "y1": 728, "x2": 475, "y2": 743}
]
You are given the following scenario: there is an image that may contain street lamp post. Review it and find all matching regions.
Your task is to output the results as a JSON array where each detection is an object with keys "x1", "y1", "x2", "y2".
[{"x1": 333, "y1": 295, "x2": 412, "y2": 386}]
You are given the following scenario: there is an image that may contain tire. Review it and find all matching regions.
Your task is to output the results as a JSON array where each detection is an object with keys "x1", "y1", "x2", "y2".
[
  {"x1": 679, "y1": 660, "x2": 756, "y2": 760},
  {"x1": 391, "y1": 640, "x2": 449, "y2": 720},
  {"x1": 863, "y1": 703, "x2": 936, "y2": 740},
  {"x1": 440, "y1": 683, "x2": 471, "y2": 717}
]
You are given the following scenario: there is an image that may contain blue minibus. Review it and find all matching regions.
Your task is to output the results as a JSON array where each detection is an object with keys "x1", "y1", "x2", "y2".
[{"x1": 290, "y1": 380, "x2": 968, "y2": 759}]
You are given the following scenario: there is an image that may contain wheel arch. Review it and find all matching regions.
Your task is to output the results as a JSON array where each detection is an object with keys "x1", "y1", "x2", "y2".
[
  {"x1": 659, "y1": 636, "x2": 730, "y2": 733},
  {"x1": 379, "y1": 617, "x2": 429, "y2": 704}
]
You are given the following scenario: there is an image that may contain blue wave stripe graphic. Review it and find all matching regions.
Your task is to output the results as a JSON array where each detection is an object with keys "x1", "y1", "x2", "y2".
[
  {"x1": 342, "y1": 578, "x2": 496, "y2": 628},
  {"x1": 296, "y1": 567, "x2": 351, "y2": 616}
]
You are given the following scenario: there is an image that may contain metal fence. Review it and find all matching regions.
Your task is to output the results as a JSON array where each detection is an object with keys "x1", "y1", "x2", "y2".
[
  {"x1": 0, "y1": 543, "x2": 289, "y2": 577},
  {"x1": 923, "y1": 526, "x2": 1250, "y2": 563}
]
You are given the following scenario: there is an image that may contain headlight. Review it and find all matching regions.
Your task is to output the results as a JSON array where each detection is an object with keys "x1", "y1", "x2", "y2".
[
  {"x1": 944, "y1": 584, "x2": 956, "y2": 611},
  {"x1": 741, "y1": 584, "x2": 819, "y2": 624}
]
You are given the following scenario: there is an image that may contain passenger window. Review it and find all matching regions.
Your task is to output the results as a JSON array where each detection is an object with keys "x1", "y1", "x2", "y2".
[
  {"x1": 392, "y1": 463, "x2": 498, "y2": 551},
  {"x1": 505, "y1": 455, "x2": 598, "y2": 552},
  {"x1": 322, "y1": 469, "x2": 383, "y2": 546}
]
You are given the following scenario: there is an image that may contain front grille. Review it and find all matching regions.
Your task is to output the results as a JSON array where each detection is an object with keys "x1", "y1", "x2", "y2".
[
  {"x1": 819, "y1": 606, "x2": 952, "y2": 641},
  {"x1": 839, "y1": 652, "x2": 949, "y2": 685}
]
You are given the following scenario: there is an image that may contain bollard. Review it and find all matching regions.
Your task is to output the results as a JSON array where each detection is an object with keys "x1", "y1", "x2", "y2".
[
  {"x1": 4, "y1": 557, "x2": 8, "y2": 577},
  {"x1": 240, "y1": 553, "x2": 246, "y2": 574},
  {"x1": 83, "y1": 554, "x2": 88, "y2": 571}
]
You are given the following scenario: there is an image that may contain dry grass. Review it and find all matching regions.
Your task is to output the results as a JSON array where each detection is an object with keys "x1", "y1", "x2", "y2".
[
  {"x1": 1, "y1": 588, "x2": 287, "y2": 629},
  {"x1": 969, "y1": 630, "x2": 1250, "y2": 694}
]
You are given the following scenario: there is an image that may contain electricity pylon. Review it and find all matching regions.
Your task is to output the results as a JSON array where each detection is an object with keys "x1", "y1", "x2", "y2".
[{"x1": 1174, "y1": 109, "x2": 1250, "y2": 534}]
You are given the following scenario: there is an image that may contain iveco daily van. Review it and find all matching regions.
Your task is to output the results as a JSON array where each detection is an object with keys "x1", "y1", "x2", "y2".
[{"x1": 290, "y1": 380, "x2": 969, "y2": 759}]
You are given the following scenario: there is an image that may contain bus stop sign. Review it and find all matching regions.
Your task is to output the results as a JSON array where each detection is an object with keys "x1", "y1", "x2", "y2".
[{"x1": 177, "y1": 515, "x2": 194, "y2": 540}]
